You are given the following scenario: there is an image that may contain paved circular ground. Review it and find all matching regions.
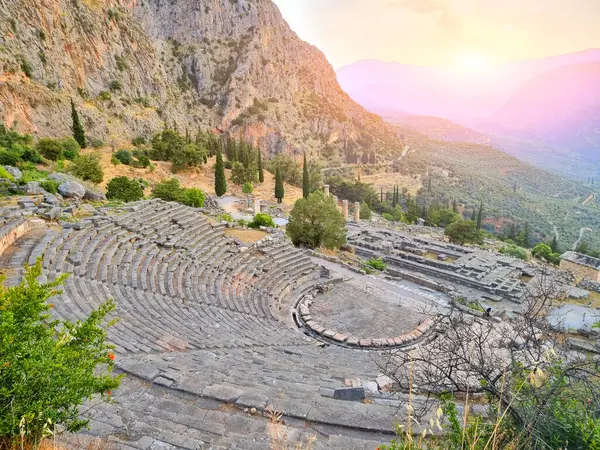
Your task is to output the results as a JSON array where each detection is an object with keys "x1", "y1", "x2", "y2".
[{"x1": 309, "y1": 277, "x2": 431, "y2": 340}]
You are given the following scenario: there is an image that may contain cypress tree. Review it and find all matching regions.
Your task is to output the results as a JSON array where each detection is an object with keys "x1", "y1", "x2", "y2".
[
  {"x1": 71, "y1": 99, "x2": 86, "y2": 148},
  {"x1": 257, "y1": 148, "x2": 264, "y2": 183},
  {"x1": 274, "y1": 166, "x2": 284, "y2": 204},
  {"x1": 302, "y1": 153, "x2": 310, "y2": 198},
  {"x1": 214, "y1": 148, "x2": 227, "y2": 197},
  {"x1": 550, "y1": 235, "x2": 559, "y2": 253},
  {"x1": 476, "y1": 201, "x2": 484, "y2": 230}
]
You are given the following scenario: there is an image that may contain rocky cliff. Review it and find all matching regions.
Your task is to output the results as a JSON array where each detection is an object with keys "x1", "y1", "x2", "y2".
[{"x1": 0, "y1": 0, "x2": 400, "y2": 159}]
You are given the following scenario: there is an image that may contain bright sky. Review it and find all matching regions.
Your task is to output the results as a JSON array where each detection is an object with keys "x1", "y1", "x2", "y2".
[{"x1": 272, "y1": 0, "x2": 600, "y2": 70}]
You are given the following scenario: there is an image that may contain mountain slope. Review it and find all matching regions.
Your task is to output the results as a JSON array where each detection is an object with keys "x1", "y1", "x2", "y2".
[
  {"x1": 0, "y1": 0, "x2": 399, "y2": 158},
  {"x1": 485, "y1": 62, "x2": 600, "y2": 162}
]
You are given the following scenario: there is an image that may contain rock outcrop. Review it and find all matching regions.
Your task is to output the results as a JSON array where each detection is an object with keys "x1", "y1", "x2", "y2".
[{"x1": 0, "y1": 0, "x2": 401, "y2": 160}]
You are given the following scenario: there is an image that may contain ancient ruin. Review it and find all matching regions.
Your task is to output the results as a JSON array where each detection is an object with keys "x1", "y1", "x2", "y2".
[{"x1": 1, "y1": 197, "x2": 598, "y2": 448}]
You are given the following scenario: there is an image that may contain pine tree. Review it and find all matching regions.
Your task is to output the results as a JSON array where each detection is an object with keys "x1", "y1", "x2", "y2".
[
  {"x1": 214, "y1": 148, "x2": 227, "y2": 197},
  {"x1": 476, "y1": 201, "x2": 484, "y2": 230},
  {"x1": 257, "y1": 148, "x2": 264, "y2": 183},
  {"x1": 71, "y1": 99, "x2": 86, "y2": 148},
  {"x1": 302, "y1": 153, "x2": 310, "y2": 198},
  {"x1": 274, "y1": 166, "x2": 284, "y2": 204}
]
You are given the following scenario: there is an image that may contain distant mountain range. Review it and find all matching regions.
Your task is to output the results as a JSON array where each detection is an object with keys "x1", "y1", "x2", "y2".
[{"x1": 337, "y1": 49, "x2": 600, "y2": 175}]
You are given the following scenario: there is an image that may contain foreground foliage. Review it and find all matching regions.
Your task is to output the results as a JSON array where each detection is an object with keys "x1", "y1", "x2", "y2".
[
  {"x1": 287, "y1": 191, "x2": 346, "y2": 249},
  {"x1": 0, "y1": 262, "x2": 121, "y2": 448}
]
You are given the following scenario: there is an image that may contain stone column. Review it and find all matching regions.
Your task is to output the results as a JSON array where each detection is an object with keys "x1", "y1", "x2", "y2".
[
  {"x1": 354, "y1": 202, "x2": 361, "y2": 223},
  {"x1": 254, "y1": 199, "x2": 261, "y2": 215},
  {"x1": 342, "y1": 200, "x2": 349, "y2": 221},
  {"x1": 323, "y1": 184, "x2": 330, "y2": 197}
]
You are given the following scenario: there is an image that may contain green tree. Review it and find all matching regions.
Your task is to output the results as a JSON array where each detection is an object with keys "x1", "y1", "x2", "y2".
[
  {"x1": 274, "y1": 166, "x2": 284, "y2": 204},
  {"x1": 106, "y1": 176, "x2": 144, "y2": 202},
  {"x1": 476, "y1": 200, "x2": 484, "y2": 230},
  {"x1": 445, "y1": 220, "x2": 484, "y2": 245},
  {"x1": 257, "y1": 148, "x2": 264, "y2": 183},
  {"x1": 550, "y1": 235, "x2": 559, "y2": 253},
  {"x1": 242, "y1": 182, "x2": 253, "y2": 208},
  {"x1": 287, "y1": 191, "x2": 347, "y2": 249},
  {"x1": 516, "y1": 223, "x2": 531, "y2": 248},
  {"x1": 214, "y1": 148, "x2": 227, "y2": 197},
  {"x1": 0, "y1": 261, "x2": 121, "y2": 448},
  {"x1": 302, "y1": 153, "x2": 309, "y2": 198},
  {"x1": 360, "y1": 202, "x2": 372, "y2": 220},
  {"x1": 71, "y1": 99, "x2": 86, "y2": 148},
  {"x1": 70, "y1": 154, "x2": 104, "y2": 183}
]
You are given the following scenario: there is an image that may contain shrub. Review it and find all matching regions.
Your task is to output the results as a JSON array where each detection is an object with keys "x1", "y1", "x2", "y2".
[
  {"x1": 365, "y1": 257, "x2": 386, "y2": 271},
  {"x1": 114, "y1": 149, "x2": 132, "y2": 165},
  {"x1": 249, "y1": 213, "x2": 276, "y2": 229},
  {"x1": 88, "y1": 137, "x2": 104, "y2": 148},
  {"x1": 152, "y1": 178, "x2": 186, "y2": 203},
  {"x1": 106, "y1": 176, "x2": 144, "y2": 202},
  {"x1": 499, "y1": 244, "x2": 529, "y2": 261},
  {"x1": 0, "y1": 150, "x2": 19, "y2": 166},
  {"x1": 0, "y1": 261, "x2": 121, "y2": 448},
  {"x1": 70, "y1": 154, "x2": 104, "y2": 183},
  {"x1": 59, "y1": 137, "x2": 80, "y2": 160},
  {"x1": 287, "y1": 191, "x2": 347, "y2": 249},
  {"x1": 21, "y1": 148, "x2": 43, "y2": 164},
  {"x1": 444, "y1": 220, "x2": 484, "y2": 245},
  {"x1": 131, "y1": 136, "x2": 146, "y2": 146},
  {"x1": 182, "y1": 188, "x2": 205, "y2": 208},
  {"x1": 36, "y1": 138, "x2": 63, "y2": 161},
  {"x1": 40, "y1": 179, "x2": 60, "y2": 194},
  {"x1": 360, "y1": 202, "x2": 372, "y2": 220},
  {"x1": 0, "y1": 166, "x2": 14, "y2": 181},
  {"x1": 217, "y1": 213, "x2": 234, "y2": 223}
]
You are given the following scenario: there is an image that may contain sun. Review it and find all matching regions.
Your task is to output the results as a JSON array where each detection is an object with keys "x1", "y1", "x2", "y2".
[{"x1": 455, "y1": 53, "x2": 490, "y2": 72}]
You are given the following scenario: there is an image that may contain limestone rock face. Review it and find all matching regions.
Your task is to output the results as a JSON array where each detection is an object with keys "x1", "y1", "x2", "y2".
[{"x1": 0, "y1": 0, "x2": 400, "y2": 159}]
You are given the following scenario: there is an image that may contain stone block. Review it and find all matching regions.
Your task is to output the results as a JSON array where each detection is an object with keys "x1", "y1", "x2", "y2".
[
  {"x1": 376, "y1": 375, "x2": 393, "y2": 392},
  {"x1": 202, "y1": 384, "x2": 243, "y2": 403},
  {"x1": 333, "y1": 387, "x2": 365, "y2": 402}
]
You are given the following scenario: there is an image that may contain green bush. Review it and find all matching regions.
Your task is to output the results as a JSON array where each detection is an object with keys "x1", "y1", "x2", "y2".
[
  {"x1": 152, "y1": 178, "x2": 185, "y2": 203},
  {"x1": 499, "y1": 244, "x2": 529, "y2": 261},
  {"x1": 151, "y1": 178, "x2": 205, "y2": 208},
  {"x1": 59, "y1": 137, "x2": 80, "y2": 160},
  {"x1": 365, "y1": 257, "x2": 386, "y2": 271},
  {"x1": 0, "y1": 261, "x2": 121, "y2": 448},
  {"x1": 36, "y1": 138, "x2": 64, "y2": 161},
  {"x1": 249, "y1": 213, "x2": 275, "y2": 229},
  {"x1": 70, "y1": 154, "x2": 104, "y2": 183},
  {"x1": 445, "y1": 220, "x2": 484, "y2": 245},
  {"x1": 21, "y1": 148, "x2": 43, "y2": 164},
  {"x1": 182, "y1": 188, "x2": 205, "y2": 208},
  {"x1": 40, "y1": 180, "x2": 60, "y2": 194},
  {"x1": 131, "y1": 136, "x2": 146, "y2": 146},
  {"x1": 0, "y1": 150, "x2": 20, "y2": 166},
  {"x1": 106, "y1": 176, "x2": 144, "y2": 202},
  {"x1": 114, "y1": 149, "x2": 132, "y2": 165},
  {"x1": 0, "y1": 167, "x2": 14, "y2": 181}
]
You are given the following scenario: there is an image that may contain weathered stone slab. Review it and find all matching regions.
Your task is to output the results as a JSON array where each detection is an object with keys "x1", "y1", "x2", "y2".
[
  {"x1": 333, "y1": 387, "x2": 365, "y2": 402},
  {"x1": 202, "y1": 384, "x2": 243, "y2": 403}
]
